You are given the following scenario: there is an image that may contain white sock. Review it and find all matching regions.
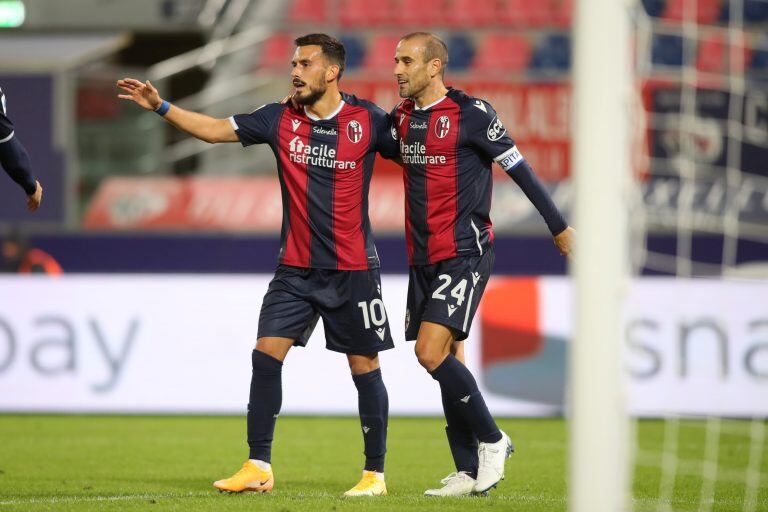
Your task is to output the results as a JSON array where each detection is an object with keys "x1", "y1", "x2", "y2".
[
  {"x1": 367, "y1": 470, "x2": 384, "y2": 480},
  {"x1": 249, "y1": 459, "x2": 271, "y2": 471}
]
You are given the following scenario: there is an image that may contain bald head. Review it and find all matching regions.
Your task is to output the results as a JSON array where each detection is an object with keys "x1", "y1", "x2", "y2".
[{"x1": 400, "y1": 32, "x2": 449, "y2": 77}]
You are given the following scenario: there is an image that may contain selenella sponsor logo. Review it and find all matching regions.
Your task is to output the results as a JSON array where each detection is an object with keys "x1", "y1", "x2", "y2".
[
  {"x1": 409, "y1": 121, "x2": 427, "y2": 130},
  {"x1": 312, "y1": 126, "x2": 337, "y2": 136},
  {"x1": 288, "y1": 136, "x2": 357, "y2": 170},
  {"x1": 399, "y1": 140, "x2": 447, "y2": 165}
]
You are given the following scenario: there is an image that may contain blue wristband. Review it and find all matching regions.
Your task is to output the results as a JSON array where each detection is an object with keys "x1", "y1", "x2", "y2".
[{"x1": 154, "y1": 100, "x2": 170, "y2": 116}]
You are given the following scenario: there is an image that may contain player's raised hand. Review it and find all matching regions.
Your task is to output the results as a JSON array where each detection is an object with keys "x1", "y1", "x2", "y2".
[
  {"x1": 27, "y1": 180, "x2": 42, "y2": 212},
  {"x1": 554, "y1": 226, "x2": 575, "y2": 257},
  {"x1": 116, "y1": 78, "x2": 162, "y2": 111}
]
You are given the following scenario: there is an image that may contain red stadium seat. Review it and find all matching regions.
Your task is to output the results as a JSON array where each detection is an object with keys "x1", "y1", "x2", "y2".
[
  {"x1": 471, "y1": 34, "x2": 531, "y2": 72},
  {"x1": 288, "y1": 0, "x2": 328, "y2": 24},
  {"x1": 500, "y1": 0, "x2": 555, "y2": 27},
  {"x1": 396, "y1": 0, "x2": 447, "y2": 27},
  {"x1": 340, "y1": 0, "x2": 396, "y2": 27},
  {"x1": 551, "y1": 0, "x2": 574, "y2": 28},
  {"x1": 445, "y1": 0, "x2": 498, "y2": 27},
  {"x1": 696, "y1": 32, "x2": 752, "y2": 73},
  {"x1": 364, "y1": 34, "x2": 402, "y2": 73},
  {"x1": 260, "y1": 33, "x2": 295, "y2": 70},
  {"x1": 663, "y1": 0, "x2": 721, "y2": 24}
]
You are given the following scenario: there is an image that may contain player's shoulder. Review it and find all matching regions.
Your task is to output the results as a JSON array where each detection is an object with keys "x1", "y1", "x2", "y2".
[
  {"x1": 447, "y1": 88, "x2": 496, "y2": 119},
  {"x1": 248, "y1": 101, "x2": 287, "y2": 117}
]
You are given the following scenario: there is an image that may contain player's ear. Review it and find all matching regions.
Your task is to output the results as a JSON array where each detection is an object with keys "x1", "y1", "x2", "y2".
[
  {"x1": 326, "y1": 64, "x2": 340, "y2": 83},
  {"x1": 429, "y1": 58, "x2": 441, "y2": 79}
]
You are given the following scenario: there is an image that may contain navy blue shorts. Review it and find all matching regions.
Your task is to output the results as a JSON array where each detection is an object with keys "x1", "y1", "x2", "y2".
[
  {"x1": 258, "y1": 265, "x2": 395, "y2": 354},
  {"x1": 405, "y1": 250, "x2": 494, "y2": 342}
]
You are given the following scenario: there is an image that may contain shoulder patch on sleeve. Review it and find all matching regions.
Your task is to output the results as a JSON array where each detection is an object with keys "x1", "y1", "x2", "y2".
[
  {"x1": 487, "y1": 116, "x2": 506, "y2": 141},
  {"x1": 473, "y1": 99, "x2": 487, "y2": 113}
]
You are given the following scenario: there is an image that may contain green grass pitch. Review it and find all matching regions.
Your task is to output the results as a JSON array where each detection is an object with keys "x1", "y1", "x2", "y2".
[{"x1": 0, "y1": 416, "x2": 765, "y2": 511}]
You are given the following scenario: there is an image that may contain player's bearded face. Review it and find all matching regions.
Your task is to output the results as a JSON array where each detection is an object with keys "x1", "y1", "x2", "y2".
[
  {"x1": 291, "y1": 46, "x2": 330, "y2": 106},
  {"x1": 394, "y1": 41, "x2": 431, "y2": 99}
]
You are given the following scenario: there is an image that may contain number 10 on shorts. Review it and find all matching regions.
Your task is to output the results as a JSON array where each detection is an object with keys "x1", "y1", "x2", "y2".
[{"x1": 357, "y1": 299, "x2": 387, "y2": 332}]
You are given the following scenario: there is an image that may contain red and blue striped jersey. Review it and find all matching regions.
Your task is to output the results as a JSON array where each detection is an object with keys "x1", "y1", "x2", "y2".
[
  {"x1": 392, "y1": 88, "x2": 526, "y2": 266},
  {"x1": 231, "y1": 93, "x2": 397, "y2": 270}
]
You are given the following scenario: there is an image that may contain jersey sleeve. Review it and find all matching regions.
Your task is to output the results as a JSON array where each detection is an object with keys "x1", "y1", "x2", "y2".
[
  {"x1": 464, "y1": 99, "x2": 525, "y2": 172},
  {"x1": 229, "y1": 102, "x2": 283, "y2": 147},
  {"x1": 0, "y1": 88, "x2": 15, "y2": 143},
  {"x1": 370, "y1": 104, "x2": 399, "y2": 159}
]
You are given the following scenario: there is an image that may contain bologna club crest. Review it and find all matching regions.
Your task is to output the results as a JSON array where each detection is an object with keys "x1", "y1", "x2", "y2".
[
  {"x1": 435, "y1": 115, "x2": 450, "y2": 139},
  {"x1": 347, "y1": 120, "x2": 363, "y2": 143}
]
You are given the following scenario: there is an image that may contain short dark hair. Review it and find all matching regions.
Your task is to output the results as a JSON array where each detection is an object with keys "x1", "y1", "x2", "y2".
[
  {"x1": 400, "y1": 32, "x2": 449, "y2": 77},
  {"x1": 294, "y1": 33, "x2": 346, "y2": 80}
]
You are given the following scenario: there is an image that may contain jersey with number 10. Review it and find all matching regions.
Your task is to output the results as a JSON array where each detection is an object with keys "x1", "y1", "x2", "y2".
[
  {"x1": 231, "y1": 93, "x2": 397, "y2": 270},
  {"x1": 392, "y1": 88, "x2": 525, "y2": 266}
]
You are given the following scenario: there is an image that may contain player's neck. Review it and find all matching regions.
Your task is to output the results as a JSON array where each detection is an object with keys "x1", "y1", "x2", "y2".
[
  {"x1": 305, "y1": 90, "x2": 343, "y2": 120},
  {"x1": 413, "y1": 82, "x2": 449, "y2": 109}
]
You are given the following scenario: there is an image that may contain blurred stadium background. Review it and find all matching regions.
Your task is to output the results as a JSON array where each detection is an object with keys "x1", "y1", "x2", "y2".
[{"x1": 0, "y1": 0, "x2": 766, "y2": 510}]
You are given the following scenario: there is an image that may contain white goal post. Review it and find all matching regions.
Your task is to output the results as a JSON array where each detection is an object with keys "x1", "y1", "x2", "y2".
[{"x1": 570, "y1": 0, "x2": 633, "y2": 511}]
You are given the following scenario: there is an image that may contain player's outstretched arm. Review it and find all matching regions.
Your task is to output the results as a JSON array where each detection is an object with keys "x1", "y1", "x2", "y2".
[{"x1": 116, "y1": 78, "x2": 238, "y2": 143}]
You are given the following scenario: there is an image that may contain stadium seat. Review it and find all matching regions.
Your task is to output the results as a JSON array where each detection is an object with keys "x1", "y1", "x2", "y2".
[
  {"x1": 500, "y1": 0, "x2": 556, "y2": 27},
  {"x1": 396, "y1": 0, "x2": 447, "y2": 27},
  {"x1": 445, "y1": 0, "x2": 498, "y2": 27},
  {"x1": 340, "y1": 0, "x2": 396, "y2": 27},
  {"x1": 550, "y1": 0, "x2": 574, "y2": 28},
  {"x1": 363, "y1": 34, "x2": 402, "y2": 73},
  {"x1": 529, "y1": 34, "x2": 571, "y2": 71},
  {"x1": 288, "y1": 0, "x2": 328, "y2": 24},
  {"x1": 720, "y1": 0, "x2": 768, "y2": 23},
  {"x1": 651, "y1": 34, "x2": 685, "y2": 66},
  {"x1": 696, "y1": 32, "x2": 751, "y2": 73},
  {"x1": 447, "y1": 34, "x2": 475, "y2": 71},
  {"x1": 663, "y1": 0, "x2": 721, "y2": 24},
  {"x1": 745, "y1": 0, "x2": 768, "y2": 21},
  {"x1": 641, "y1": 0, "x2": 668, "y2": 17},
  {"x1": 747, "y1": 38, "x2": 768, "y2": 82},
  {"x1": 259, "y1": 33, "x2": 295, "y2": 70},
  {"x1": 340, "y1": 35, "x2": 366, "y2": 71},
  {"x1": 471, "y1": 34, "x2": 531, "y2": 73}
]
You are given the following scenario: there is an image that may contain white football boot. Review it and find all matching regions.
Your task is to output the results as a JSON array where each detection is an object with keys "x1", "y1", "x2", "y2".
[
  {"x1": 474, "y1": 430, "x2": 514, "y2": 493},
  {"x1": 424, "y1": 471, "x2": 478, "y2": 497}
]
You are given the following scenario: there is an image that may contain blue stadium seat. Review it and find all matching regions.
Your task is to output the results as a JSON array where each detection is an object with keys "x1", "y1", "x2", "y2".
[
  {"x1": 641, "y1": 0, "x2": 667, "y2": 17},
  {"x1": 720, "y1": 0, "x2": 768, "y2": 22},
  {"x1": 447, "y1": 35, "x2": 474, "y2": 71},
  {"x1": 749, "y1": 38, "x2": 768, "y2": 82},
  {"x1": 529, "y1": 34, "x2": 571, "y2": 72},
  {"x1": 340, "y1": 35, "x2": 365, "y2": 71},
  {"x1": 651, "y1": 34, "x2": 684, "y2": 66}
]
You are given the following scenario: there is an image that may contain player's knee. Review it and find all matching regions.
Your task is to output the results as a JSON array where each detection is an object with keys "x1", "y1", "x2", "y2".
[
  {"x1": 348, "y1": 356, "x2": 379, "y2": 375},
  {"x1": 414, "y1": 343, "x2": 441, "y2": 372}
]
